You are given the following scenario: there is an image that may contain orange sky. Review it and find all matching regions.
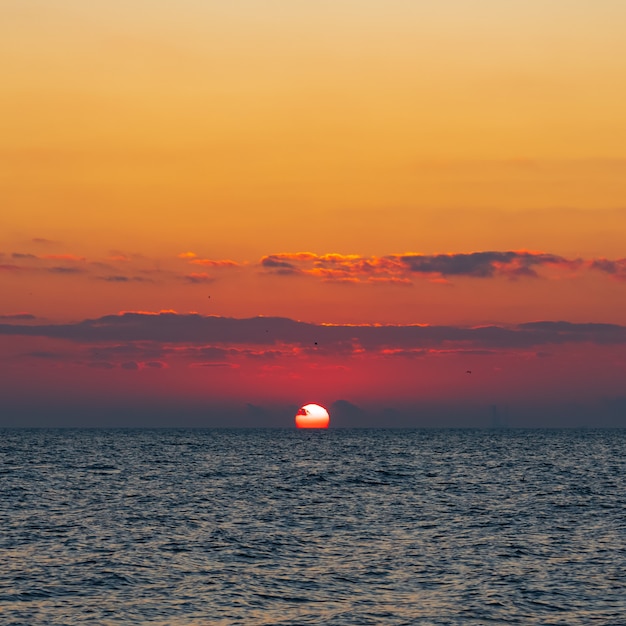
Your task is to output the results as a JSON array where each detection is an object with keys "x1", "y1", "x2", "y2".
[
  {"x1": 3, "y1": 1, "x2": 626, "y2": 257},
  {"x1": 1, "y1": 1, "x2": 625, "y2": 425}
]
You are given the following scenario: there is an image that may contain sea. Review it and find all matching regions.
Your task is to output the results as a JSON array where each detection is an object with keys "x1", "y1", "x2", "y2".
[{"x1": 1, "y1": 428, "x2": 625, "y2": 625}]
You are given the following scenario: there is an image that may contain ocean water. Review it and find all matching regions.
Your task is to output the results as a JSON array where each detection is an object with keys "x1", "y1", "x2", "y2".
[{"x1": 1, "y1": 428, "x2": 625, "y2": 625}]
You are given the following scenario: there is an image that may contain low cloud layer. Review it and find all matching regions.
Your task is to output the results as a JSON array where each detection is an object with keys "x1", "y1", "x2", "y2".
[
  {"x1": 2, "y1": 312, "x2": 625, "y2": 352},
  {"x1": 0, "y1": 313, "x2": 37, "y2": 321}
]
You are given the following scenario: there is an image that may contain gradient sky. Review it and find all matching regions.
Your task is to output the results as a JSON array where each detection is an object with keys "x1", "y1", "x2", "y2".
[{"x1": 2, "y1": 1, "x2": 626, "y2": 426}]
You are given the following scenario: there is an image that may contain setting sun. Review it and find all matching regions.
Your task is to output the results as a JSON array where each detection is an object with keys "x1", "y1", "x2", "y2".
[{"x1": 295, "y1": 404, "x2": 330, "y2": 429}]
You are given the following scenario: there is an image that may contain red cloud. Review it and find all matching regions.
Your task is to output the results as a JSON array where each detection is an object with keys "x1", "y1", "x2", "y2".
[{"x1": 184, "y1": 272, "x2": 214, "y2": 284}]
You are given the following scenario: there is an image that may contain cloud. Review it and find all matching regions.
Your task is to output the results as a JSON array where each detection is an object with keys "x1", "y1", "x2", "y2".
[
  {"x1": 260, "y1": 255, "x2": 299, "y2": 274},
  {"x1": 48, "y1": 266, "x2": 84, "y2": 274},
  {"x1": 183, "y1": 346, "x2": 230, "y2": 360},
  {"x1": 261, "y1": 252, "x2": 402, "y2": 282},
  {"x1": 189, "y1": 258, "x2": 241, "y2": 268},
  {"x1": 88, "y1": 343, "x2": 165, "y2": 361},
  {"x1": 2, "y1": 253, "x2": 90, "y2": 276},
  {"x1": 2, "y1": 312, "x2": 625, "y2": 353},
  {"x1": 189, "y1": 362, "x2": 237, "y2": 368},
  {"x1": 98, "y1": 275, "x2": 132, "y2": 282},
  {"x1": 589, "y1": 258, "x2": 626, "y2": 281},
  {"x1": 87, "y1": 361, "x2": 116, "y2": 369},
  {"x1": 0, "y1": 313, "x2": 37, "y2": 320},
  {"x1": 23, "y1": 350, "x2": 64, "y2": 359},
  {"x1": 32, "y1": 238, "x2": 57, "y2": 245},
  {"x1": 517, "y1": 321, "x2": 626, "y2": 344},
  {"x1": 95, "y1": 275, "x2": 152, "y2": 282},
  {"x1": 259, "y1": 250, "x2": 577, "y2": 283},
  {"x1": 396, "y1": 250, "x2": 574, "y2": 278},
  {"x1": 183, "y1": 272, "x2": 214, "y2": 284},
  {"x1": 6, "y1": 245, "x2": 626, "y2": 291},
  {"x1": 42, "y1": 254, "x2": 86, "y2": 262}
]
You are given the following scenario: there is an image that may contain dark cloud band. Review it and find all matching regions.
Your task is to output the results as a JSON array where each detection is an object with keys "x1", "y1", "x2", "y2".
[{"x1": 1, "y1": 312, "x2": 625, "y2": 350}]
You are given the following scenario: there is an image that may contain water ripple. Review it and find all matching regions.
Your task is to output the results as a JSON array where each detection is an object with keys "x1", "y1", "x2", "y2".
[{"x1": 1, "y1": 428, "x2": 625, "y2": 624}]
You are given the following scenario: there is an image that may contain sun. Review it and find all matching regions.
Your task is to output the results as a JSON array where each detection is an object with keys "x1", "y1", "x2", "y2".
[{"x1": 295, "y1": 403, "x2": 330, "y2": 429}]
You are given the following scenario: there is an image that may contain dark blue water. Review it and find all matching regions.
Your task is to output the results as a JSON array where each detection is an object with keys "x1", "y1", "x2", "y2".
[{"x1": 1, "y1": 428, "x2": 625, "y2": 625}]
